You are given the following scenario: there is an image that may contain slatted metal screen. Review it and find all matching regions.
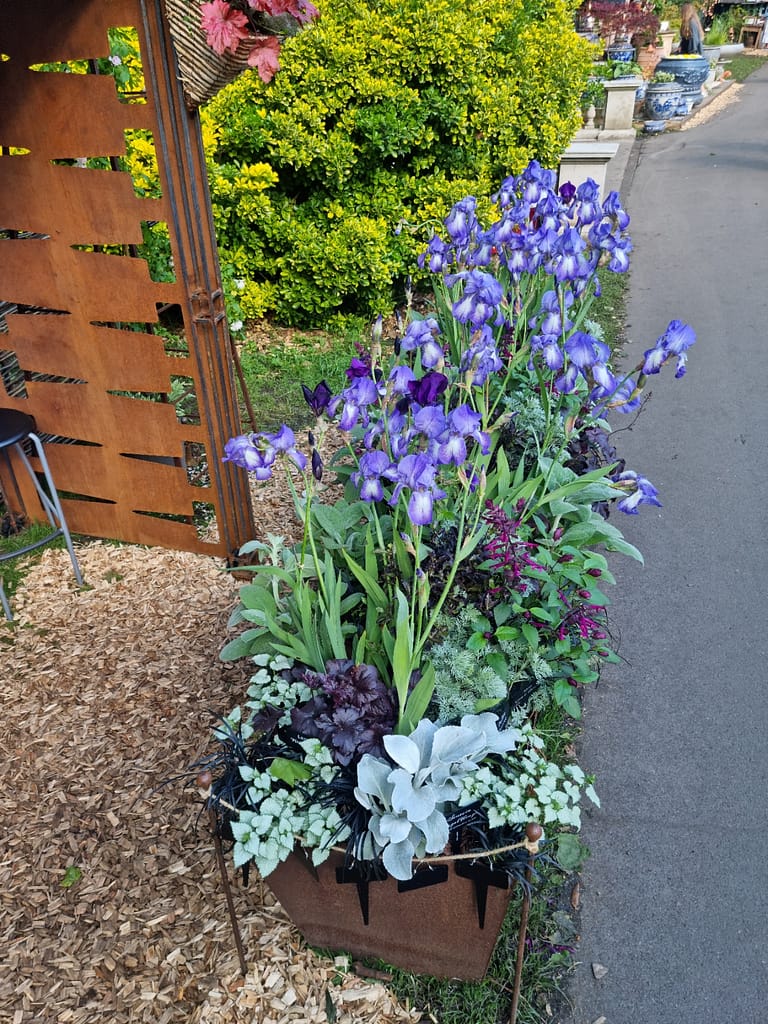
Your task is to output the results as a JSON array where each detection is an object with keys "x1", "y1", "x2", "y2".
[{"x1": 0, "y1": 0, "x2": 255, "y2": 557}]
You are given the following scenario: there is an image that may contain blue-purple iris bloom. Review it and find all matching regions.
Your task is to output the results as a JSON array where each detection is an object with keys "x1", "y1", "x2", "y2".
[
  {"x1": 223, "y1": 426, "x2": 307, "y2": 479},
  {"x1": 444, "y1": 196, "x2": 478, "y2": 247},
  {"x1": 641, "y1": 320, "x2": 697, "y2": 378},
  {"x1": 384, "y1": 453, "x2": 447, "y2": 526},
  {"x1": 460, "y1": 326, "x2": 504, "y2": 385},
  {"x1": 612, "y1": 470, "x2": 662, "y2": 514},
  {"x1": 331, "y1": 376, "x2": 381, "y2": 431},
  {"x1": 555, "y1": 332, "x2": 615, "y2": 395},
  {"x1": 435, "y1": 406, "x2": 491, "y2": 466},
  {"x1": 408, "y1": 371, "x2": 449, "y2": 407},
  {"x1": 451, "y1": 269, "x2": 504, "y2": 328},
  {"x1": 352, "y1": 450, "x2": 392, "y2": 502},
  {"x1": 399, "y1": 318, "x2": 444, "y2": 368},
  {"x1": 301, "y1": 380, "x2": 332, "y2": 417}
]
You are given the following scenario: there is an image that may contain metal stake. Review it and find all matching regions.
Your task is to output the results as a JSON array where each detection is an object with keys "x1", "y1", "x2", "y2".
[
  {"x1": 509, "y1": 823, "x2": 542, "y2": 1024},
  {"x1": 210, "y1": 807, "x2": 248, "y2": 977}
]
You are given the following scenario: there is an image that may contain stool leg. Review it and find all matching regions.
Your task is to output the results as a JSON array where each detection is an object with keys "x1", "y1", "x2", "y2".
[
  {"x1": 18, "y1": 435, "x2": 83, "y2": 587},
  {"x1": 0, "y1": 580, "x2": 12, "y2": 621}
]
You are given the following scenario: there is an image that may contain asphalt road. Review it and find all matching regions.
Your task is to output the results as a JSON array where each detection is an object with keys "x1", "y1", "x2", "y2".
[{"x1": 565, "y1": 65, "x2": 768, "y2": 1024}]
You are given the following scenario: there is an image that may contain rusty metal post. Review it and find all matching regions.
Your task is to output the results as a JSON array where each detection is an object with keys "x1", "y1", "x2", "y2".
[
  {"x1": 509, "y1": 823, "x2": 543, "y2": 1024},
  {"x1": 209, "y1": 806, "x2": 249, "y2": 977}
]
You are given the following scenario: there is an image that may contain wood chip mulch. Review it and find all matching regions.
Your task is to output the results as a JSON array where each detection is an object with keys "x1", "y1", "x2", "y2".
[{"x1": 1, "y1": 542, "x2": 420, "y2": 1024}]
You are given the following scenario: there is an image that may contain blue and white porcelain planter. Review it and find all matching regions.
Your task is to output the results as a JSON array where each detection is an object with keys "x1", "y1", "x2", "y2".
[
  {"x1": 644, "y1": 81, "x2": 683, "y2": 119},
  {"x1": 606, "y1": 43, "x2": 636, "y2": 62},
  {"x1": 655, "y1": 55, "x2": 710, "y2": 104}
]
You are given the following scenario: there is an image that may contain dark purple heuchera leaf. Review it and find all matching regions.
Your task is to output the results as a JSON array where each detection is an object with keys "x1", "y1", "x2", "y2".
[
  {"x1": 289, "y1": 661, "x2": 396, "y2": 766},
  {"x1": 249, "y1": 704, "x2": 284, "y2": 737}
]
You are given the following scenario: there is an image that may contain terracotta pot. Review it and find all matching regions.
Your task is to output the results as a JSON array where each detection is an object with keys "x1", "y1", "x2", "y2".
[
  {"x1": 266, "y1": 848, "x2": 515, "y2": 980},
  {"x1": 636, "y1": 44, "x2": 663, "y2": 79}
]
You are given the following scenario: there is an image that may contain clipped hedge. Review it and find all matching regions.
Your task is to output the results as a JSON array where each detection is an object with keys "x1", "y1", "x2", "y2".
[{"x1": 202, "y1": 0, "x2": 592, "y2": 326}]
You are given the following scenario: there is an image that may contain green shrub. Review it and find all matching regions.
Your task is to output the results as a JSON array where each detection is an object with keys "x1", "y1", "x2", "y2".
[{"x1": 202, "y1": 0, "x2": 592, "y2": 326}]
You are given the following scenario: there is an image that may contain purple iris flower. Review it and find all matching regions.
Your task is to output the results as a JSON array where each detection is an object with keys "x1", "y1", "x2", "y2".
[
  {"x1": 452, "y1": 269, "x2": 504, "y2": 328},
  {"x1": 436, "y1": 405, "x2": 491, "y2": 465},
  {"x1": 503, "y1": 236, "x2": 533, "y2": 278},
  {"x1": 612, "y1": 470, "x2": 662, "y2": 514},
  {"x1": 414, "y1": 405, "x2": 448, "y2": 440},
  {"x1": 555, "y1": 363, "x2": 580, "y2": 394},
  {"x1": 223, "y1": 426, "x2": 307, "y2": 478},
  {"x1": 334, "y1": 376, "x2": 381, "y2": 431},
  {"x1": 388, "y1": 364, "x2": 416, "y2": 395},
  {"x1": 408, "y1": 371, "x2": 449, "y2": 407},
  {"x1": 399, "y1": 318, "x2": 444, "y2": 368},
  {"x1": 565, "y1": 331, "x2": 604, "y2": 369},
  {"x1": 559, "y1": 181, "x2": 576, "y2": 202},
  {"x1": 444, "y1": 196, "x2": 478, "y2": 246},
  {"x1": 418, "y1": 234, "x2": 450, "y2": 273},
  {"x1": 534, "y1": 192, "x2": 563, "y2": 232},
  {"x1": 602, "y1": 190, "x2": 631, "y2": 230},
  {"x1": 459, "y1": 325, "x2": 504, "y2": 386},
  {"x1": 597, "y1": 376, "x2": 642, "y2": 414},
  {"x1": 641, "y1": 320, "x2": 696, "y2": 378},
  {"x1": 552, "y1": 228, "x2": 590, "y2": 283},
  {"x1": 385, "y1": 453, "x2": 447, "y2": 526},
  {"x1": 222, "y1": 434, "x2": 277, "y2": 480},
  {"x1": 532, "y1": 335, "x2": 564, "y2": 372},
  {"x1": 571, "y1": 179, "x2": 602, "y2": 227},
  {"x1": 268, "y1": 425, "x2": 308, "y2": 471},
  {"x1": 352, "y1": 450, "x2": 392, "y2": 502},
  {"x1": 609, "y1": 247, "x2": 631, "y2": 273},
  {"x1": 301, "y1": 380, "x2": 332, "y2": 417},
  {"x1": 346, "y1": 356, "x2": 371, "y2": 380}
]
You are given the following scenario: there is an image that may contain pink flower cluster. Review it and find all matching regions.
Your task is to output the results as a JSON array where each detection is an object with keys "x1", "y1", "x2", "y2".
[{"x1": 200, "y1": 0, "x2": 318, "y2": 83}]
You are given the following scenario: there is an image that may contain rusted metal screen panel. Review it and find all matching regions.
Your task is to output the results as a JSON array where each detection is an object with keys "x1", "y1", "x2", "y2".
[{"x1": 0, "y1": 0, "x2": 254, "y2": 558}]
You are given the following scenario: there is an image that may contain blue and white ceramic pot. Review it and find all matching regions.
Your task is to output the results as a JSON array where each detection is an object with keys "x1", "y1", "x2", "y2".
[
  {"x1": 655, "y1": 55, "x2": 710, "y2": 104},
  {"x1": 606, "y1": 43, "x2": 636, "y2": 62},
  {"x1": 644, "y1": 81, "x2": 683, "y2": 119}
]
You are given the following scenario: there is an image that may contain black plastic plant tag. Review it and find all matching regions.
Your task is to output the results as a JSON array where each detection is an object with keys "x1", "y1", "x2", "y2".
[
  {"x1": 335, "y1": 865, "x2": 386, "y2": 926},
  {"x1": 397, "y1": 864, "x2": 449, "y2": 893},
  {"x1": 454, "y1": 860, "x2": 510, "y2": 929}
]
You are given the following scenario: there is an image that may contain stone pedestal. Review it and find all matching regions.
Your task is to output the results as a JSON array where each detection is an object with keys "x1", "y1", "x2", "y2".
[
  {"x1": 558, "y1": 142, "x2": 619, "y2": 194},
  {"x1": 603, "y1": 78, "x2": 642, "y2": 131}
]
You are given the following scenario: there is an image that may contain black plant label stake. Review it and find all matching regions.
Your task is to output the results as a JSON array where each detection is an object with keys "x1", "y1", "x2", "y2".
[
  {"x1": 454, "y1": 860, "x2": 510, "y2": 929},
  {"x1": 397, "y1": 864, "x2": 449, "y2": 893},
  {"x1": 335, "y1": 865, "x2": 386, "y2": 926}
]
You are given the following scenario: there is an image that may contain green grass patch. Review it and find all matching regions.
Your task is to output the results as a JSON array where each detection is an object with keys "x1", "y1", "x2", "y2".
[
  {"x1": 594, "y1": 265, "x2": 630, "y2": 356},
  {"x1": 0, "y1": 520, "x2": 66, "y2": 609},
  {"x1": 726, "y1": 53, "x2": 768, "y2": 83},
  {"x1": 381, "y1": 865, "x2": 575, "y2": 1024},
  {"x1": 238, "y1": 324, "x2": 367, "y2": 431}
]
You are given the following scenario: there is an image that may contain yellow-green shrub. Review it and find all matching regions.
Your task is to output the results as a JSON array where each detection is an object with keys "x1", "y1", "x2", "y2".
[{"x1": 203, "y1": 0, "x2": 592, "y2": 326}]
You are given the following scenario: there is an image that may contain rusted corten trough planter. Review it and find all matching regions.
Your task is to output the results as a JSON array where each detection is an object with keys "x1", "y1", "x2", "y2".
[{"x1": 265, "y1": 848, "x2": 515, "y2": 981}]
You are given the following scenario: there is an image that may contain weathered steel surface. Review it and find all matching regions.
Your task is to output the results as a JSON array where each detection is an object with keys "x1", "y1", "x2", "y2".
[{"x1": 0, "y1": 0, "x2": 254, "y2": 557}]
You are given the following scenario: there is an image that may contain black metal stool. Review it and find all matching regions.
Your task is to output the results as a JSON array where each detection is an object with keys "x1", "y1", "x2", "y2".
[{"x1": 0, "y1": 408, "x2": 83, "y2": 620}]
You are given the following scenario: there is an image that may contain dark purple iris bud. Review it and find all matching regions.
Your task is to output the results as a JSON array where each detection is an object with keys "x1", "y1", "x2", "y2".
[
  {"x1": 311, "y1": 448, "x2": 323, "y2": 482},
  {"x1": 301, "y1": 380, "x2": 332, "y2": 416},
  {"x1": 559, "y1": 180, "x2": 576, "y2": 202},
  {"x1": 407, "y1": 371, "x2": 449, "y2": 407}
]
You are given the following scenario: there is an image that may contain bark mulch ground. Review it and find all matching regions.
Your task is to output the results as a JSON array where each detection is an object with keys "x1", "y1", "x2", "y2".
[{"x1": 1, "y1": 542, "x2": 419, "y2": 1024}]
